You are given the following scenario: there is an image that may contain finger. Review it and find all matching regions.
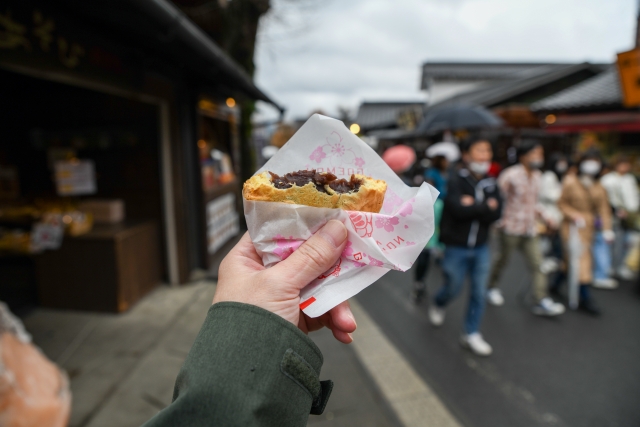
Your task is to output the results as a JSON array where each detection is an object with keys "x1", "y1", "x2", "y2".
[
  {"x1": 328, "y1": 301, "x2": 357, "y2": 334},
  {"x1": 268, "y1": 220, "x2": 347, "y2": 290},
  {"x1": 332, "y1": 329, "x2": 353, "y2": 344},
  {"x1": 221, "y1": 232, "x2": 264, "y2": 272},
  {"x1": 302, "y1": 311, "x2": 353, "y2": 344}
]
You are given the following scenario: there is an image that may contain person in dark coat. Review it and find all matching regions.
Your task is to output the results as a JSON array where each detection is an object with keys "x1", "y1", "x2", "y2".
[
  {"x1": 428, "y1": 138, "x2": 502, "y2": 356},
  {"x1": 141, "y1": 220, "x2": 355, "y2": 427}
]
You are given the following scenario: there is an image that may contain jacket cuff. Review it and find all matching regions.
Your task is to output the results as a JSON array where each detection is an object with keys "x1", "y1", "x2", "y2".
[{"x1": 181, "y1": 302, "x2": 330, "y2": 421}]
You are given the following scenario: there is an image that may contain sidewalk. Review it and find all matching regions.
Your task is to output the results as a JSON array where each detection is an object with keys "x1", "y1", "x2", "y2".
[{"x1": 19, "y1": 282, "x2": 408, "y2": 427}]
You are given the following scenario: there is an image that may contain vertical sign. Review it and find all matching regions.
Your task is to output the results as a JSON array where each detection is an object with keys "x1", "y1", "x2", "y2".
[{"x1": 617, "y1": 48, "x2": 640, "y2": 108}]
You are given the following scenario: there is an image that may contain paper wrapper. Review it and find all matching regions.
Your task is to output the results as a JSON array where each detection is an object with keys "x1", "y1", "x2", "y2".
[{"x1": 244, "y1": 114, "x2": 438, "y2": 317}]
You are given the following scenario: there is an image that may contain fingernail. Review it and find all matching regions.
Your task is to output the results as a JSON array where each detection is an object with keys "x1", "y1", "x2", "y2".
[
  {"x1": 320, "y1": 220, "x2": 347, "y2": 248},
  {"x1": 346, "y1": 307, "x2": 357, "y2": 328},
  {"x1": 347, "y1": 333, "x2": 353, "y2": 343}
]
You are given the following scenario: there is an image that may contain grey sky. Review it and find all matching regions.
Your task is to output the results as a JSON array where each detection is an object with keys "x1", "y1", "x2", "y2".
[{"x1": 253, "y1": 0, "x2": 637, "y2": 122}]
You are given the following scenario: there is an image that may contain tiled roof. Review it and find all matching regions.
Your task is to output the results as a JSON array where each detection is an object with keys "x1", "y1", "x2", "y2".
[
  {"x1": 427, "y1": 63, "x2": 605, "y2": 110},
  {"x1": 420, "y1": 62, "x2": 597, "y2": 88},
  {"x1": 530, "y1": 67, "x2": 622, "y2": 112},
  {"x1": 355, "y1": 102, "x2": 426, "y2": 131}
]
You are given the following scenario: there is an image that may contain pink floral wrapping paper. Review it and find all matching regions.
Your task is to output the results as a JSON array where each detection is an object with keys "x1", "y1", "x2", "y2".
[{"x1": 244, "y1": 114, "x2": 438, "y2": 317}]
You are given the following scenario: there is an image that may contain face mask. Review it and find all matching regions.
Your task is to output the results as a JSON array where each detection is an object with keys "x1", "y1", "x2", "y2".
[
  {"x1": 528, "y1": 160, "x2": 544, "y2": 169},
  {"x1": 555, "y1": 161, "x2": 568, "y2": 173},
  {"x1": 580, "y1": 160, "x2": 601, "y2": 176},
  {"x1": 468, "y1": 161, "x2": 490, "y2": 175}
]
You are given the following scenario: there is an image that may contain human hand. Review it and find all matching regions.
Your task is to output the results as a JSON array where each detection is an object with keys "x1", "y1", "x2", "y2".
[
  {"x1": 487, "y1": 198, "x2": 498, "y2": 210},
  {"x1": 572, "y1": 214, "x2": 586, "y2": 228},
  {"x1": 213, "y1": 220, "x2": 357, "y2": 344},
  {"x1": 461, "y1": 195, "x2": 475, "y2": 206},
  {"x1": 602, "y1": 229, "x2": 615, "y2": 243}
]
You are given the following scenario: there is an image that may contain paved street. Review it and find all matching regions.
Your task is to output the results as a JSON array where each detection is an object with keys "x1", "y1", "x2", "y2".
[
  {"x1": 18, "y1": 245, "x2": 640, "y2": 427},
  {"x1": 356, "y1": 247, "x2": 640, "y2": 427}
]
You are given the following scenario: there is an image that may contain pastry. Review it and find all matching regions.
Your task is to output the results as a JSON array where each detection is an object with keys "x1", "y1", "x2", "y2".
[{"x1": 243, "y1": 169, "x2": 387, "y2": 213}]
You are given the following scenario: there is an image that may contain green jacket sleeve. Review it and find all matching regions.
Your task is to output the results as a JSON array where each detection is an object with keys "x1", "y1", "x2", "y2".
[{"x1": 141, "y1": 302, "x2": 332, "y2": 427}]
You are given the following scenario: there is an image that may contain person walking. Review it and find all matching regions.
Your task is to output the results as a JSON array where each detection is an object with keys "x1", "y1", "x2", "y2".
[
  {"x1": 428, "y1": 138, "x2": 502, "y2": 356},
  {"x1": 558, "y1": 150, "x2": 612, "y2": 315},
  {"x1": 412, "y1": 155, "x2": 449, "y2": 302},
  {"x1": 486, "y1": 140, "x2": 565, "y2": 316},
  {"x1": 600, "y1": 155, "x2": 639, "y2": 281},
  {"x1": 539, "y1": 153, "x2": 570, "y2": 294}
]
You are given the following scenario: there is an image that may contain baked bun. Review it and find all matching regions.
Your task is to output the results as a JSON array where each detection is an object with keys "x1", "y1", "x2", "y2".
[{"x1": 243, "y1": 170, "x2": 387, "y2": 213}]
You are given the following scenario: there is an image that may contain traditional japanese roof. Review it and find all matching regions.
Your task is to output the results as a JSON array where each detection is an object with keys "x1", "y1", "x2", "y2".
[
  {"x1": 57, "y1": 0, "x2": 281, "y2": 110},
  {"x1": 421, "y1": 62, "x2": 579, "y2": 86},
  {"x1": 354, "y1": 101, "x2": 426, "y2": 131},
  {"x1": 530, "y1": 67, "x2": 622, "y2": 112},
  {"x1": 425, "y1": 62, "x2": 606, "y2": 110}
]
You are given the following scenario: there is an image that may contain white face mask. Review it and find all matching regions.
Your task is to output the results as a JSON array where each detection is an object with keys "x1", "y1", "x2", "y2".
[
  {"x1": 555, "y1": 161, "x2": 568, "y2": 173},
  {"x1": 468, "y1": 161, "x2": 491, "y2": 175},
  {"x1": 580, "y1": 160, "x2": 601, "y2": 176}
]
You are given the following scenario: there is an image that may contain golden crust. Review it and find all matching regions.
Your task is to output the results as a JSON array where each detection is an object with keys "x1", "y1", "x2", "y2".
[{"x1": 243, "y1": 171, "x2": 387, "y2": 213}]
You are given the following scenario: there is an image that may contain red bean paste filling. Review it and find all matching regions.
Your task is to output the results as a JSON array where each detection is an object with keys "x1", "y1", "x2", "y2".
[{"x1": 269, "y1": 170, "x2": 362, "y2": 194}]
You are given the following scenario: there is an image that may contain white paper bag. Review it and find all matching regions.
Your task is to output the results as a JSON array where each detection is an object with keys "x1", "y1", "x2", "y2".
[{"x1": 244, "y1": 114, "x2": 438, "y2": 317}]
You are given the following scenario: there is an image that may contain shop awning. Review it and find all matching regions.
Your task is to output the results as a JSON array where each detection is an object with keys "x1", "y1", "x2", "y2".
[
  {"x1": 544, "y1": 111, "x2": 640, "y2": 133},
  {"x1": 57, "y1": 0, "x2": 282, "y2": 112}
]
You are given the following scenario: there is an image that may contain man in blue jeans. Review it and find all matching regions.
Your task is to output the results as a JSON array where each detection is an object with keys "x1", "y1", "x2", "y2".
[{"x1": 428, "y1": 138, "x2": 502, "y2": 356}]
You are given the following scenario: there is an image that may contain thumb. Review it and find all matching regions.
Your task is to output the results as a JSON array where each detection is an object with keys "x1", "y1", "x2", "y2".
[{"x1": 268, "y1": 220, "x2": 347, "y2": 290}]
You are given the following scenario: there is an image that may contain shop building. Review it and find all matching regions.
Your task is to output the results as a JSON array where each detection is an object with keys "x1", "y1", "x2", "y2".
[
  {"x1": 0, "y1": 0, "x2": 280, "y2": 311},
  {"x1": 532, "y1": 66, "x2": 640, "y2": 162}
]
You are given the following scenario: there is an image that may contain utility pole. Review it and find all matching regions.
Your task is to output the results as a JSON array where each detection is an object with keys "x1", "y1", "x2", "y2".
[{"x1": 636, "y1": 0, "x2": 640, "y2": 47}]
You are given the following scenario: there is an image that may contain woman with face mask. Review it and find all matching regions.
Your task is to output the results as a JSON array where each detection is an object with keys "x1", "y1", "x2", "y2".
[
  {"x1": 539, "y1": 153, "x2": 569, "y2": 292},
  {"x1": 558, "y1": 150, "x2": 613, "y2": 315}
]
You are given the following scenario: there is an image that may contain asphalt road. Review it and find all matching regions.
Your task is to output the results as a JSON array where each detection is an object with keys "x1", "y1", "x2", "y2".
[{"x1": 355, "y1": 247, "x2": 640, "y2": 427}]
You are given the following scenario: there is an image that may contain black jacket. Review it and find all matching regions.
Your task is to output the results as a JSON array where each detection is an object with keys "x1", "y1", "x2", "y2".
[{"x1": 440, "y1": 168, "x2": 502, "y2": 248}]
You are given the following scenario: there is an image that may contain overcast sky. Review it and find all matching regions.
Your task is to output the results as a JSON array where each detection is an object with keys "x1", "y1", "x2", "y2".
[{"x1": 253, "y1": 0, "x2": 637, "y2": 122}]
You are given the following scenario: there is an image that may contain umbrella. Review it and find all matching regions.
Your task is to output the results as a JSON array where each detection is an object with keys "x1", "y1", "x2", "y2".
[
  {"x1": 417, "y1": 104, "x2": 504, "y2": 135},
  {"x1": 382, "y1": 145, "x2": 416, "y2": 173},
  {"x1": 426, "y1": 141, "x2": 460, "y2": 162}
]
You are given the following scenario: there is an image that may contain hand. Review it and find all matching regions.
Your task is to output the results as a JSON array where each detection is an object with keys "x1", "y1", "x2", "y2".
[
  {"x1": 544, "y1": 217, "x2": 558, "y2": 231},
  {"x1": 602, "y1": 229, "x2": 615, "y2": 243},
  {"x1": 572, "y1": 214, "x2": 586, "y2": 228},
  {"x1": 461, "y1": 195, "x2": 475, "y2": 206},
  {"x1": 487, "y1": 198, "x2": 498, "y2": 210},
  {"x1": 213, "y1": 220, "x2": 357, "y2": 344}
]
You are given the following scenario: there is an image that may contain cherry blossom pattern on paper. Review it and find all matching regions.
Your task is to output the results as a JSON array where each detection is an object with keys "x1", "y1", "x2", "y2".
[
  {"x1": 308, "y1": 131, "x2": 363, "y2": 169},
  {"x1": 375, "y1": 216, "x2": 400, "y2": 232},
  {"x1": 348, "y1": 211, "x2": 373, "y2": 238},
  {"x1": 342, "y1": 240, "x2": 354, "y2": 257},
  {"x1": 318, "y1": 258, "x2": 342, "y2": 279},
  {"x1": 367, "y1": 255, "x2": 384, "y2": 267},
  {"x1": 382, "y1": 189, "x2": 403, "y2": 214},
  {"x1": 398, "y1": 198, "x2": 415, "y2": 217},
  {"x1": 273, "y1": 235, "x2": 302, "y2": 260},
  {"x1": 309, "y1": 146, "x2": 327, "y2": 163},
  {"x1": 349, "y1": 259, "x2": 367, "y2": 268}
]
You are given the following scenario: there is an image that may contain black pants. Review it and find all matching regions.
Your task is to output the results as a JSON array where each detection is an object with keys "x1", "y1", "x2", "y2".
[{"x1": 414, "y1": 249, "x2": 431, "y2": 283}]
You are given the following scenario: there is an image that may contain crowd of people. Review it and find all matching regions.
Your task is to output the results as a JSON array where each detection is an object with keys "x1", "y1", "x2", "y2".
[{"x1": 409, "y1": 138, "x2": 640, "y2": 356}]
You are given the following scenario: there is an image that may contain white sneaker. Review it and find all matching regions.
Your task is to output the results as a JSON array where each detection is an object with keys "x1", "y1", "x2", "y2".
[
  {"x1": 617, "y1": 267, "x2": 635, "y2": 281},
  {"x1": 540, "y1": 258, "x2": 559, "y2": 274},
  {"x1": 460, "y1": 333, "x2": 492, "y2": 356},
  {"x1": 486, "y1": 288, "x2": 504, "y2": 306},
  {"x1": 428, "y1": 305, "x2": 445, "y2": 326},
  {"x1": 532, "y1": 297, "x2": 565, "y2": 316},
  {"x1": 593, "y1": 278, "x2": 619, "y2": 290}
]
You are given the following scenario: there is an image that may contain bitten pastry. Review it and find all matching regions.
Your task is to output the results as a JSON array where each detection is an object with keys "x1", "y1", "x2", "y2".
[{"x1": 243, "y1": 169, "x2": 387, "y2": 213}]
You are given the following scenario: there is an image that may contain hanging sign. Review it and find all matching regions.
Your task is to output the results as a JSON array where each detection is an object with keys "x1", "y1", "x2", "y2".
[{"x1": 617, "y1": 48, "x2": 640, "y2": 108}]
